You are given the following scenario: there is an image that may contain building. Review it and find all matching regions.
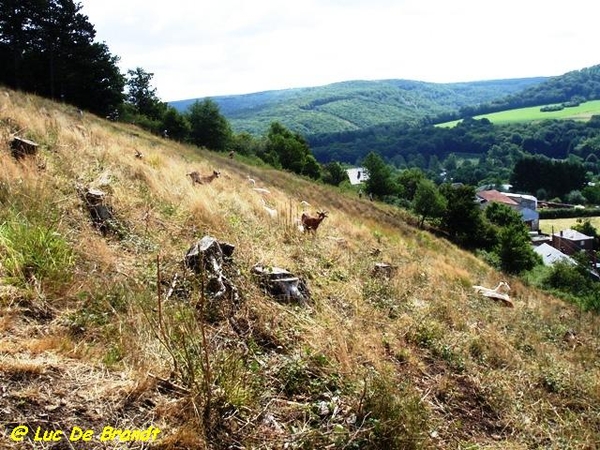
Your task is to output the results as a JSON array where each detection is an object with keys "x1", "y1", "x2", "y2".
[
  {"x1": 534, "y1": 243, "x2": 574, "y2": 266},
  {"x1": 345, "y1": 167, "x2": 369, "y2": 185},
  {"x1": 476, "y1": 190, "x2": 540, "y2": 230},
  {"x1": 476, "y1": 189, "x2": 519, "y2": 209},
  {"x1": 552, "y1": 229, "x2": 594, "y2": 256}
]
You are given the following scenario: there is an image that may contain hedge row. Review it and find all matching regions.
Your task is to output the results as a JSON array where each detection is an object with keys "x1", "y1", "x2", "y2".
[{"x1": 539, "y1": 208, "x2": 600, "y2": 219}]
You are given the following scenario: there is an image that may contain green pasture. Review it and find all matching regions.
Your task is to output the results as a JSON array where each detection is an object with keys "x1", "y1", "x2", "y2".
[
  {"x1": 437, "y1": 100, "x2": 600, "y2": 128},
  {"x1": 539, "y1": 216, "x2": 600, "y2": 235}
]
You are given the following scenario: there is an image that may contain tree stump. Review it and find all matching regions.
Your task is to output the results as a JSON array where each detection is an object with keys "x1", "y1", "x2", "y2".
[
  {"x1": 252, "y1": 264, "x2": 310, "y2": 304},
  {"x1": 11, "y1": 137, "x2": 39, "y2": 159}
]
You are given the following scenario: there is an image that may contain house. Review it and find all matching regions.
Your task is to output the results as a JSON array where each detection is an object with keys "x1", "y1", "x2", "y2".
[
  {"x1": 519, "y1": 207, "x2": 540, "y2": 231},
  {"x1": 346, "y1": 167, "x2": 369, "y2": 185},
  {"x1": 476, "y1": 189, "x2": 519, "y2": 209},
  {"x1": 534, "y1": 243, "x2": 574, "y2": 266},
  {"x1": 552, "y1": 229, "x2": 594, "y2": 256},
  {"x1": 505, "y1": 193, "x2": 538, "y2": 211},
  {"x1": 476, "y1": 190, "x2": 540, "y2": 230}
]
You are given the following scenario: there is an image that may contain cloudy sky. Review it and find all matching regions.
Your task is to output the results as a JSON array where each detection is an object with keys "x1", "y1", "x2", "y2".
[{"x1": 80, "y1": 0, "x2": 598, "y2": 101}]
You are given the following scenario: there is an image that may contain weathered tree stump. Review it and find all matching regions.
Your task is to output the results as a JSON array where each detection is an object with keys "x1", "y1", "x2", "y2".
[
  {"x1": 83, "y1": 188, "x2": 118, "y2": 235},
  {"x1": 184, "y1": 236, "x2": 240, "y2": 321},
  {"x1": 372, "y1": 262, "x2": 396, "y2": 279},
  {"x1": 11, "y1": 136, "x2": 39, "y2": 159},
  {"x1": 252, "y1": 264, "x2": 310, "y2": 304}
]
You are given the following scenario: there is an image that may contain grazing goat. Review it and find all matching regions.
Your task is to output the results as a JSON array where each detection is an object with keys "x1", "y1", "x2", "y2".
[
  {"x1": 261, "y1": 198, "x2": 277, "y2": 218},
  {"x1": 301, "y1": 211, "x2": 328, "y2": 233},
  {"x1": 472, "y1": 281, "x2": 513, "y2": 307},
  {"x1": 187, "y1": 170, "x2": 220, "y2": 185}
]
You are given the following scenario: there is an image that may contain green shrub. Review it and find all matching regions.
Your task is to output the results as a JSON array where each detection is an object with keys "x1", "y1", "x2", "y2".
[
  {"x1": 0, "y1": 218, "x2": 75, "y2": 291},
  {"x1": 360, "y1": 372, "x2": 429, "y2": 449}
]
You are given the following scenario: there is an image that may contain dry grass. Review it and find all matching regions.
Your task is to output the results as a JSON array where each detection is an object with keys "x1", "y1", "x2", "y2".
[{"x1": 0, "y1": 89, "x2": 599, "y2": 449}]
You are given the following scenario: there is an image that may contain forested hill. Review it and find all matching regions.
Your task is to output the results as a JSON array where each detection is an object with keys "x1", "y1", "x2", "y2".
[
  {"x1": 169, "y1": 78, "x2": 546, "y2": 136},
  {"x1": 459, "y1": 64, "x2": 600, "y2": 117}
]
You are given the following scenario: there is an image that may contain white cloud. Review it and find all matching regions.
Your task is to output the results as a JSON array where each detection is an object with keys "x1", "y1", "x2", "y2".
[{"x1": 80, "y1": 0, "x2": 600, "y2": 101}]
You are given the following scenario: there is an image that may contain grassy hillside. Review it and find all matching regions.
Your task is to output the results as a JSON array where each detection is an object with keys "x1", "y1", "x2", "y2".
[
  {"x1": 438, "y1": 99, "x2": 600, "y2": 128},
  {"x1": 1, "y1": 89, "x2": 600, "y2": 449},
  {"x1": 170, "y1": 78, "x2": 546, "y2": 136}
]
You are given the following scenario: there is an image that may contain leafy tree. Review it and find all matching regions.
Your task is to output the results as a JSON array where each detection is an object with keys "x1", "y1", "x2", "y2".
[
  {"x1": 412, "y1": 179, "x2": 447, "y2": 228},
  {"x1": 162, "y1": 106, "x2": 190, "y2": 141},
  {"x1": 231, "y1": 132, "x2": 264, "y2": 156},
  {"x1": 572, "y1": 218, "x2": 600, "y2": 249},
  {"x1": 362, "y1": 151, "x2": 397, "y2": 199},
  {"x1": 125, "y1": 68, "x2": 165, "y2": 120},
  {"x1": 0, "y1": 0, "x2": 124, "y2": 116},
  {"x1": 565, "y1": 190, "x2": 587, "y2": 205},
  {"x1": 484, "y1": 203, "x2": 523, "y2": 228},
  {"x1": 186, "y1": 99, "x2": 232, "y2": 151},
  {"x1": 496, "y1": 224, "x2": 540, "y2": 274},
  {"x1": 545, "y1": 256, "x2": 592, "y2": 297},
  {"x1": 582, "y1": 184, "x2": 600, "y2": 205},
  {"x1": 439, "y1": 184, "x2": 492, "y2": 248},
  {"x1": 511, "y1": 155, "x2": 587, "y2": 198},
  {"x1": 323, "y1": 161, "x2": 347, "y2": 186},
  {"x1": 265, "y1": 122, "x2": 321, "y2": 179},
  {"x1": 397, "y1": 168, "x2": 426, "y2": 201}
]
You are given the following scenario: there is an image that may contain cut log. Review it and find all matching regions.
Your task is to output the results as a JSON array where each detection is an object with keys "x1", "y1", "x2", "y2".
[{"x1": 11, "y1": 136, "x2": 39, "y2": 158}]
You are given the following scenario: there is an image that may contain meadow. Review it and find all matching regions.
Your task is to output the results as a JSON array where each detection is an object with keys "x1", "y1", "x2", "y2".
[
  {"x1": 539, "y1": 216, "x2": 600, "y2": 234},
  {"x1": 437, "y1": 99, "x2": 600, "y2": 127}
]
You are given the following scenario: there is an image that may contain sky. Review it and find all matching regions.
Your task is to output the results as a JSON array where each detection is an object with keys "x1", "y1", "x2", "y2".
[{"x1": 80, "y1": 0, "x2": 599, "y2": 102}]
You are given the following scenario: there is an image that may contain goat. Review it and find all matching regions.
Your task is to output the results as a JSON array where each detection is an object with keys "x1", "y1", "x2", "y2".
[
  {"x1": 261, "y1": 198, "x2": 277, "y2": 218},
  {"x1": 187, "y1": 170, "x2": 221, "y2": 185},
  {"x1": 472, "y1": 281, "x2": 513, "y2": 307},
  {"x1": 301, "y1": 211, "x2": 328, "y2": 233}
]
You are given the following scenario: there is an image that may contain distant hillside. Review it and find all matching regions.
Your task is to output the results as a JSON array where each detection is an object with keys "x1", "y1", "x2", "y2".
[
  {"x1": 460, "y1": 64, "x2": 600, "y2": 117},
  {"x1": 309, "y1": 65, "x2": 600, "y2": 165},
  {"x1": 169, "y1": 78, "x2": 546, "y2": 136}
]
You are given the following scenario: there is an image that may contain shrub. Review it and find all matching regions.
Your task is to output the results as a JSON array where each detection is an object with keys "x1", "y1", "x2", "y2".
[{"x1": 360, "y1": 371, "x2": 429, "y2": 449}]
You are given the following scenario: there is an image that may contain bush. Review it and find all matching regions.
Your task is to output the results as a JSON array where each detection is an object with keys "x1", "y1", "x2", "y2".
[{"x1": 360, "y1": 372, "x2": 429, "y2": 449}]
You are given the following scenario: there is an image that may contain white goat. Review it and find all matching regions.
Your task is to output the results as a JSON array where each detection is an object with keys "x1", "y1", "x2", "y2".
[
  {"x1": 472, "y1": 281, "x2": 513, "y2": 307},
  {"x1": 261, "y1": 198, "x2": 277, "y2": 218}
]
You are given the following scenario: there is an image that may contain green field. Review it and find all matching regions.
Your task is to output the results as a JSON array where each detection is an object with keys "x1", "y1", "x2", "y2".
[
  {"x1": 539, "y1": 216, "x2": 600, "y2": 235},
  {"x1": 437, "y1": 100, "x2": 600, "y2": 128}
]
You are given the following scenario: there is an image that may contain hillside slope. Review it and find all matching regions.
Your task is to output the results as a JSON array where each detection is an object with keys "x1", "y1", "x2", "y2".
[
  {"x1": 170, "y1": 78, "x2": 546, "y2": 136},
  {"x1": 1, "y1": 90, "x2": 599, "y2": 449}
]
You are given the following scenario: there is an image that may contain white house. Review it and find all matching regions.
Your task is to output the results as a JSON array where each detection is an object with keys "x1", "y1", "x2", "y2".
[{"x1": 346, "y1": 167, "x2": 369, "y2": 185}]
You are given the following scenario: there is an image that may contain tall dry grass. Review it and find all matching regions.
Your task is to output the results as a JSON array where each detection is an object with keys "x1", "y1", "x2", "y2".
[{"x1": 1, "y1": 89, "x2": 599, "y2": 449}]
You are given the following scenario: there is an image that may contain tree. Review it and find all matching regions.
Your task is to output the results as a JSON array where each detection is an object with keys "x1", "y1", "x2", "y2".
[
  {"x1": 440, "y1": 184, "x2": 491, "y2": 248},
  {"x1": 323, "y1": 161, "x2": 347, "y2": 186},
  {"x1": 162, "y1": 106, "x2": 190, "y2": 141},
  {"x1": 0, "y1": 0, "x2": 124, "y2": 116},
  {"x1": 186, "y1": 99, "x2": 232, "y2": 151},
  {"x1": 362, "y1": 151, "x2": 396, "y2": 199},
  {"x1": 125, "y1": 68, "x2": 165, "y2": 120},
  {"x1": 572, "y1": 218, "x2": 600, "y2": 249},
  {"x1": 265, "y1": 122, "x2": 321, "y2": 179},
  {"x1": 412, "y1": 179, "x2": 447, "y2": 228},
  {"x1": 484, "y1": 203, "x2": 523, "y2": 228},
  {"x1": 397, "y1": 168, "x2": 426, "y2": 201},
  {"x1": 496, "y1": 224, "x2": 540, "y2": 274}
]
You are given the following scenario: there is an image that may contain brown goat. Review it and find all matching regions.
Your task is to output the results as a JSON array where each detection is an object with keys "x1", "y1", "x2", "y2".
[
  {"x1": 187, "y1": 170, "x2": 221, "y2": 185},
  {"x1": 301, "y1": 211, "x2": 328, "y2": 233}
]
